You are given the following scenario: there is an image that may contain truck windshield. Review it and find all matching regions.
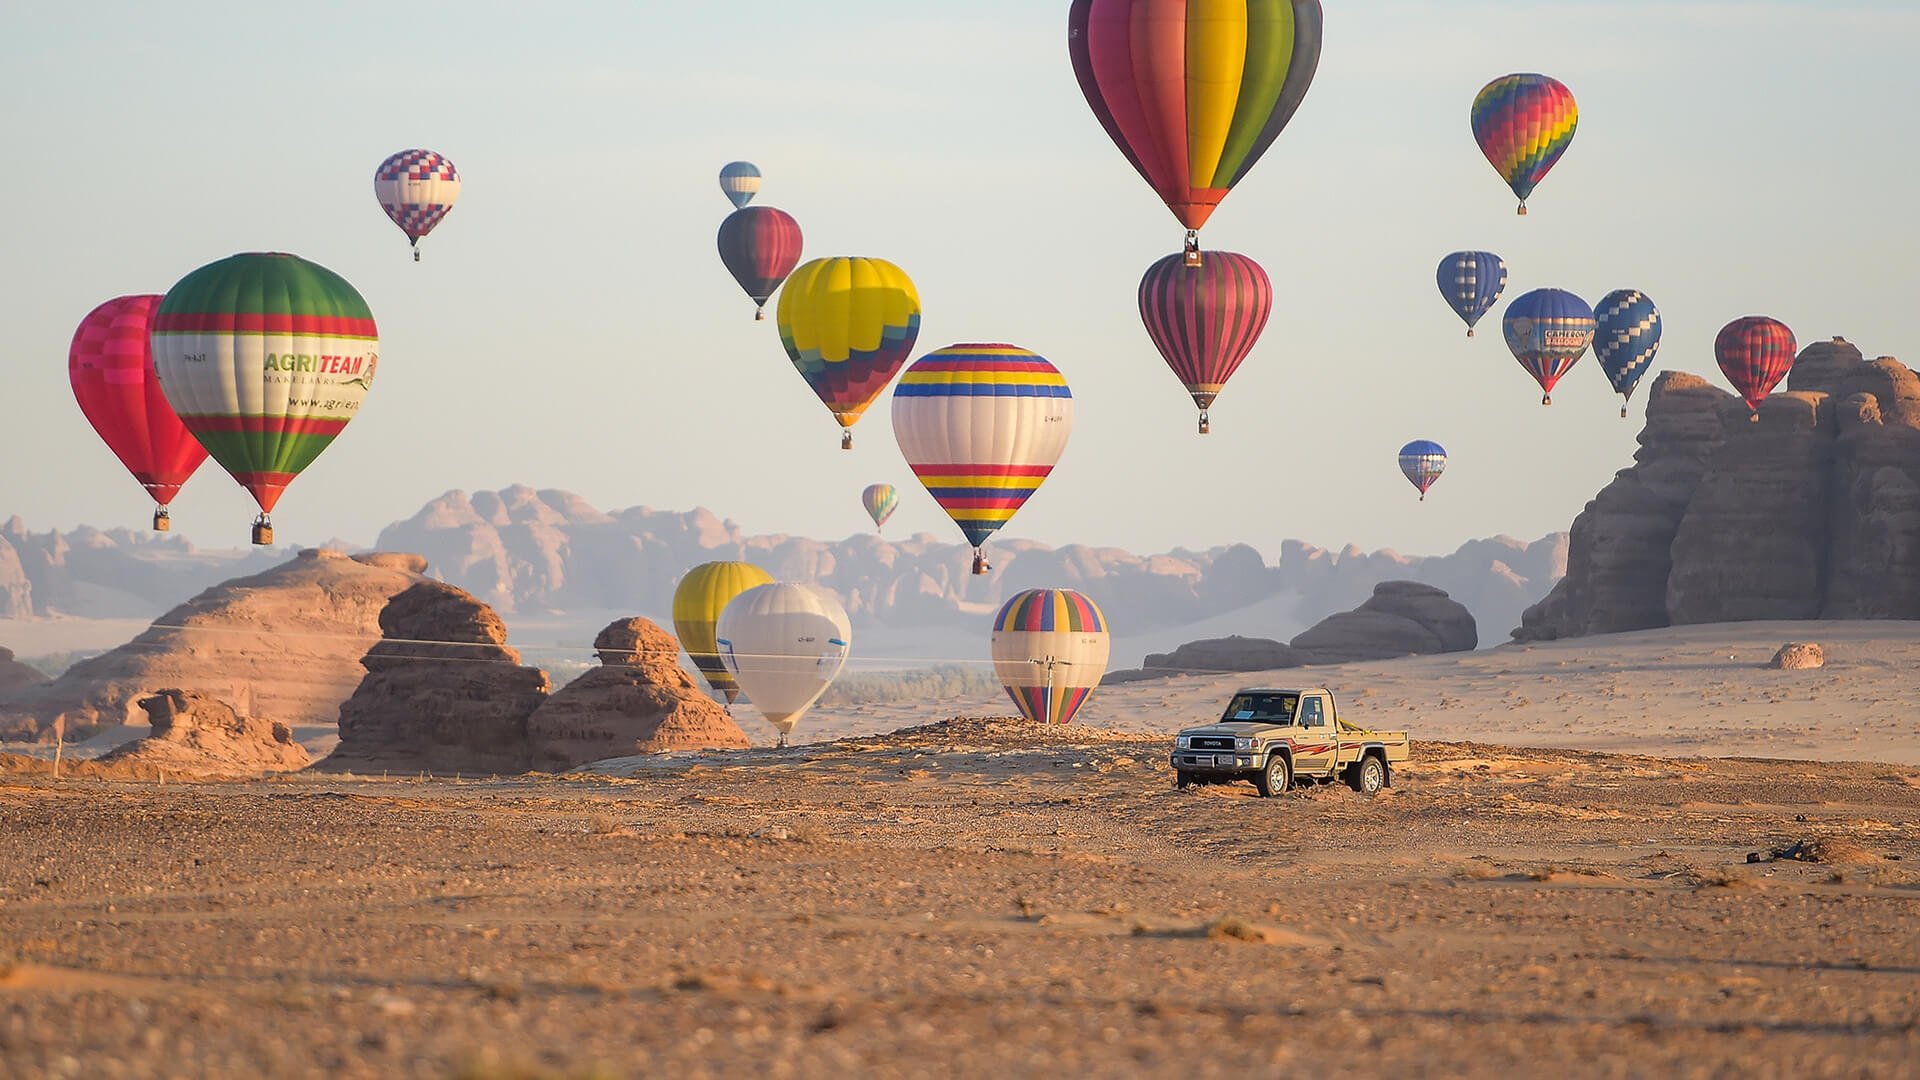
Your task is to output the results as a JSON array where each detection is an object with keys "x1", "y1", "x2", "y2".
[{"x1": 1222, "y1": 693, "x2": 1298, "y2": 723}]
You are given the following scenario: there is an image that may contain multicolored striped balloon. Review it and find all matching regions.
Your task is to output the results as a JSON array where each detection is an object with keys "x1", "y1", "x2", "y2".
[
  {"x1": 672, "y1": 560, "x2": 775, "y2": 705},
  {"x1": 1397, "y1": 440, "x2": 1447, "y2": 502},
  {"x1": 1715, "y1": 316, "x2": 1797, "y2": 420},
  {"x1": 991, "y1": 588, "x2": 1110, "y2": 726},
  {"x1": 1471, "y1": 74, "x2": 1577, "y2": 215},
  {"x1": 718, "y1": 161, "x2": 761, "y2": 209},
  {"x1": 1137, "y1": 250, "x2": 1272, "y2": 433},
  {"x1": 1435, "y1": 251, "x2": 1508, "y2": 337},
  {"x1": 861, "y1": 483, "x2": 898, "y2": 531},
  {"x1": 1069, "y1": 0, "x2": 1322, "y2": 260},
  {"x1": 1594, "y1": 290, "x2": 1662, "y2": 417},
  {"x1": 150, "y1": 253, "x2": 378, "y2": 543},
  {"x1": 777, "y1": 257, "x2": 921, "y2": 449},
  {"x1": 1502, "y1": 288, "x2": 1595, "y2": 405},
  {"x1": 374, "y1": 149, "x2": 460, "y2": 261},
  {"x1": 69, "y1": 295, "x2": 209, "y2": 530},
  {"x1": 892, "y1": 345, "x2": 1074, "y2": 575},
  {"x1": 717, "y1": 207, "x2": 803, "y2": 320}
]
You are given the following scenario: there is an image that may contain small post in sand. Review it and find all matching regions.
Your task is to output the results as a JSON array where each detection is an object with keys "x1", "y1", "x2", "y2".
[{"x1": 52, "y1": 716, "x2": 64, "y2": 779}]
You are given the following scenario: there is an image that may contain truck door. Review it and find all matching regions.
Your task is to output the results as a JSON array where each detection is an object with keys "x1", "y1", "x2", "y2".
[{"x1": 1295, "y1": 694, "x2": 1338, "y2": 776}]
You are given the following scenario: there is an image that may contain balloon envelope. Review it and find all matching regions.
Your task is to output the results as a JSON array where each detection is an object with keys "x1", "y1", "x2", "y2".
[
  {"x1": 1502, "y1": 288, "x2": 1595, "y2": 404},
  {"x1": 1715, "y1": 316, "x2": 1797, "y2": 415},
  {"x1": 1471, "y1": 74, "x2": 1577, "y2": 214},
  {"x1": 717, "y1": 207, "x2": 803, "y2": 318},
  {"x1": 1137, "y1": 250, "x2": 1272, "y2": 430},
  {"x1": 69, "y1": 295, "x2": 209, "y2": 520},
  {"x1": 1397, "y1": 440, "x2": 1447, "y2": 500},
  {"x1": 150, "y1": 253, "x2": 379, "y2": 529},
  {"x1": 717, "y1": 582, "x2": 851, "y2": 738},
  {"x1": 1435, "y1": 251, "x2": 1507, "y2": 336},
  {"x1": 892, "y1": 344, "x2": 1074, "y2": 571},
  {"x1": 1068, "y1": 0, "x2": 1323, "y2": 236},
  {"x1": 861, "y1": 483, "x2": 898, "y2": 530},
  {"x1": 673, "y1": 561, "x2": 776, "y2": 704},
  {"x1": 1594, "y1": 290, "x2": 1662, "y2": 415},
  {"x1": 374, "y1": 149, "x2": 460, "y2": 254},
  {"x1": 719, "y1": 161, "x2": 761, "y2": 209},
  {"x1": 992, "y1": 589, "x2": 1110, "y2": 725},
  {"x1": 776, "y1": 257, "x2": 921, "y2": 445}
]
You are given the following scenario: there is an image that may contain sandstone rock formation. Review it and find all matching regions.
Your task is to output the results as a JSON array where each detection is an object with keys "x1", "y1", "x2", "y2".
[
  {"x1": 1518, "y1": 340, "x2": 1920, "y2": 640},
  {"x1": 320, "y1": 581, "x2": 550, "y2": 775},
  {"x1": 0, "y1": 516, "x2": 284, "y2": 618},
  {"x1": 94, "y1": 689, "x2": 311, "y2": 776},
  {"x1": 1107, "y1": 582, "x2": 1477, "y2": 681},
  {"x1": 526, "y1": 617, "x2": 749, "y2": 769},
  {"x1": 0, "y1": 647, "x2": 47, "y2": 695},
  {"x1": 1768, "y1": 643, "x2": 1825, "y2": 670},
  {"x1": 0, "y1": 550, "x2": 431, "y2": 743},
  {"x1": 1290, "y1": 581, "x2": 1477, "y2": 663},
  {"x1": 375, "y1": 486, "x2": 1562, "y2": 650}
]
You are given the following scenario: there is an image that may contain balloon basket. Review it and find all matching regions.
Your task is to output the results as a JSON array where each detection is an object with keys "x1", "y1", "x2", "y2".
[
  {"x1": 412, "y1": 249, "x2": 421, "y2": 263},
  {"x1": 251, "y1": 517, "x2": 274, "y2": 547},
  {"x1": 1621, "y1": 404, "x2": 1629, "y2": 418},
  {"x1": 1517, "y1": 203, "x2": 1529, "y2": 217},
  {"x1": 754, "y1": 309, "x2": 766, "y2": 322},
  {"x1": 1749, "y1": 412, "x2": 1760, "y2": 423},
  {"x1": 1466, "y1": 328, "x2": 1475, "y2": 339},
  {"x1": 1542, "y1": 394, "x2": 1552, "y2": 406},
  {"x1": 1183, "y1": 231, "x2": 1201, "y2": 268},
  {"x1": 1197, "y1": 412, "x2": 1210, "y2": 435},
  {"x1": 841, "y1": 430, "x2": 853, "y2": 451},
  {"x1": 971, "y1": 551, "x2": 988, "y2": 576},
  {"x1": 152, "y1": 509, "x2": 170, "y2": 532}
]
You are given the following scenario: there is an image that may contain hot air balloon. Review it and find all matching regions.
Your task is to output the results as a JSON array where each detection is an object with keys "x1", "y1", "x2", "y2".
[
  {"x1": 150, "y1": 253, "x2": 379, "y2": 545},
  {"x1": 1471, "y1": 74, "x2": 1577, "y2": 215},
  {"x1": 1397, "y1": 440, "x2": 1447, "y2": 501},
  {"x1": 718, "y1": 161, "x2": 762, "y2": 209},
  {"x1": 892, "y1": 344, "x2": 1074, "y2": 575},
  {"x1": 717, "y1": 207, "x2": 803, "y2": 320},
  {"x1": 716, "y1": 582, "x2": 851, "y2": 747},
  {"x1": 1594, "y1": 290, "x2": 1662, "y2": 418},
  {"x1": 777, "y1": 257, "x2": 921, "y2": 449},
  {"x1": 373, "y1": 149, "x2": 460, "y2": 261},
  {"x1": 1502, "y1": 288, "x2": 1595, "y2": 405},
  {"x1": 672, "y1": 561, "x2": 776, "y2": 705},
  {"x1": 1715, "y1": 316, "x2": 1797, "y2": 421},
  {"x1": 991, "y1": 589, "x2": 1110, "y2": 725},
  {"x1": 1069, "y1": 0, "x2": 1323, "y2": 264},
  {"x1": 1436, "y1": 251, "x2": 1507, "y2": 337},
  {"x1": 861, "y1": 483, "x2": 898, "y2": 531},
  {"x1": 1138, "y1": 250, "x2": 1272, "y2": 433},
  {"x1": 68, "y1": 295, "x2": 210, "y2": 531}
]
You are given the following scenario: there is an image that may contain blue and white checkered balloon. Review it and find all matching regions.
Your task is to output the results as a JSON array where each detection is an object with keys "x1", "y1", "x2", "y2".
[
  {"x1": 1594, "y1": 289, "x2": 1662, "y2": 416},
  {"x1": 1436, "y1": 251, "x2": 1508, "y2": 337}
]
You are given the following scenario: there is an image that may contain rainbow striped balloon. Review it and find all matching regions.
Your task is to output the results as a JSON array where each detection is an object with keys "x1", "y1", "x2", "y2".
[
  {"x1": 891, "y1": 345, "x2": 1073, "y2": 574},
  {"x1": 1471, "y1": 74, "x2": 1578, "y2": 215},
  {"x1": 777, "y1": 257, "x2": 921, "y2": 448},
  {"x1": 991, "y1": 588, "x2": 1110, "y2": 726},
  {"x1": 860, "y1": 483, "x2": 898, "y2": 531}
]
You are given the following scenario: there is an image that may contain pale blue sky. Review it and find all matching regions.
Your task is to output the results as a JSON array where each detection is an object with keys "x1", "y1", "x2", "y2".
[{"x1": 3, "y1": 1, "x2": 1916, "y2": 559}]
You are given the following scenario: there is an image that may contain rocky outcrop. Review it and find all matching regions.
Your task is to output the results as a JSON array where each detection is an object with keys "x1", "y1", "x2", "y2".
[
  {"x1": 1290, "y1": 581, "x2": 1477, "y2": 663},
  {"x1": 1767, "y1": 643, "x2": 1824, "y2": 670},
  {"x1": 0, "y1": 516, "x2": 285, "y2": 618},
  {"x1": 1140, "y1": 636, "x2": 1307, "y2": 676},
  {"x1": 0, "y1": 648, "x2": 47, "y2": 695},
  {"x1": 526, "y1": 618, "x2": 749, "y2": 769},
  {"x1": 1106, "y1": 582, "x2": 1476, "y2": 681},
  {"x1": 1517, "y1": 339, "x2": 1920, "y2": 640},
  {"x1": 95, "y1": 689, "x2": 311, "y2": 776},
  {"x1": 320, "y1": 582, "x2": 551, "y2": 775},
  {"x1": 0, "y1": 550, "x2": 431, "y2": 743}
]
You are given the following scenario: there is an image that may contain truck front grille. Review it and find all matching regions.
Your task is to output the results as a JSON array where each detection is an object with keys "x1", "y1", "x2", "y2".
[{"x1": 1190, "y1": 736, "x2": 1234, "y2": 751}]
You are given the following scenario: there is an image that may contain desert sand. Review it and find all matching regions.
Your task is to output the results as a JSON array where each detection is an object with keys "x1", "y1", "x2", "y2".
[{"x1": 2, "y1": 622, "x2": 1919, "y2": 1077}]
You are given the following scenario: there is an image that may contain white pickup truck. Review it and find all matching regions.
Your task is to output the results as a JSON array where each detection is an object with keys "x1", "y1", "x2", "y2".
[{"x1": 1170, "y1": 686, "x2": 1410, "y2": 797}]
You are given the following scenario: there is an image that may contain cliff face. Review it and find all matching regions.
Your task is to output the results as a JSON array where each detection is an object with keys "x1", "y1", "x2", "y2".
[
  {"x1": 0, "y1": 517, "x2": 285, "y2": 619},
  {"x1": 0, "y1": 550, "x2": 430, "y2": 742},
  {"x1": 377, "y1": 486, "x2": 1564, "y2": 644},
  {"x1": 1518, "y1": 339, "x2": 1920, "y2": 640}
]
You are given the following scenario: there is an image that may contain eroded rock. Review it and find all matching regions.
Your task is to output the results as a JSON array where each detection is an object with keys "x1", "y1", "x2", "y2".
[
  {"x1": 1767, "y1": 643, "x2": 1825, "y2": 670},
  {"x1": 95, "y1": 689, "x2": 311, "y2": 776},
  {"x1": 526, "y1": 617, "x2": 749, "y2": 769}
]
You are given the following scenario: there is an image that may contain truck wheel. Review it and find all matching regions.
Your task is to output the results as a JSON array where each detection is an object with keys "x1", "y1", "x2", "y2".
[
  {"x1": 1175, "y1": 771, "x2": 1192, "y2": 790},
  {"x1": 1252, "y1": 754, "x2": 1290, "y2": 798},
  {"x1": 1352, "y1": 755, "x2": 1386, "y2": 795}
]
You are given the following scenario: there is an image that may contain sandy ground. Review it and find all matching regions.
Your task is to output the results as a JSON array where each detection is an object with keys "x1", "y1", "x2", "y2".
[{"x1": 2, "y1": 717, "x2": 1919, "y2": 1078}]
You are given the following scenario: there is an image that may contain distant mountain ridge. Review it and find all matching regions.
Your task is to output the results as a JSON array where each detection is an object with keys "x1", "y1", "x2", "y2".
[{"x1": 375, "y1": 487, "x2": 1567, "y2": 649}]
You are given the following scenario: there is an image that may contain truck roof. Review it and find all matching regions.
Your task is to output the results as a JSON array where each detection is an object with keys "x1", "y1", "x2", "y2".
[{"x1": 1233, "y1": 687, "x2": 1331, "y2": 696}]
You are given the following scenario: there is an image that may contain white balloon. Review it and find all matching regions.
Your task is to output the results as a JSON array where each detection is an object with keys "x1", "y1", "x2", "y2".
[
  {"x1": 716, "y1": 583, "x2": 851, "y2": 741},
  {"x1": 990, "y1": 589, "x2": 1110, "y2": 725}
]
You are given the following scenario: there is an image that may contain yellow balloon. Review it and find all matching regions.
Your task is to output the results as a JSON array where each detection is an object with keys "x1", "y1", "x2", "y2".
[
  {"x1": 672, "y1": 561, "x2": 774, "y2": 703},
  {"x1": 775, "y1": 257, "x2": 921, "y2": 446}
]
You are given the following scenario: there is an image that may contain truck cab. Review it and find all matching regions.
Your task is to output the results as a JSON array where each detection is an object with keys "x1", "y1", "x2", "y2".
[{"x1": 1170, "y1": 686, "x2": 1409, "y2": 797}]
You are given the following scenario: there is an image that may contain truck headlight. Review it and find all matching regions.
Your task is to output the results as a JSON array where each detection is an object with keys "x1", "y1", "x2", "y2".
[
  {"x1": 1175, "y1": 735, "x2": 1190, "y2": 750},
  {"x1": 1234, "y1": 737, "x2": 1254, "y2": 751}
]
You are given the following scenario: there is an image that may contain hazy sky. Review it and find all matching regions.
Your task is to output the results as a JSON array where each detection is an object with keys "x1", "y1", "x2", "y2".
[{"x1": 4, "y1": 1, "x2": 1916, "y2": 562}]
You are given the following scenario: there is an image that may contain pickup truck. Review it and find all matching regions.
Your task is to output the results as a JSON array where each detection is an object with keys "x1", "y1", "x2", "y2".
[{"x1": 1170, "y1": 686, "x2": 1410, "y2": 797}]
